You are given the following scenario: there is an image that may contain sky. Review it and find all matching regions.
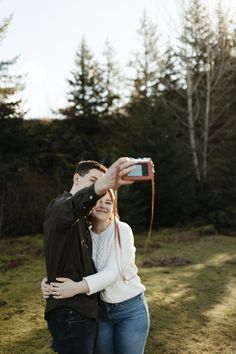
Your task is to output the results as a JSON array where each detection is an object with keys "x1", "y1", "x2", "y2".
[{"x1": 1, "y1": 0, "x2": 236, "y2": 118}]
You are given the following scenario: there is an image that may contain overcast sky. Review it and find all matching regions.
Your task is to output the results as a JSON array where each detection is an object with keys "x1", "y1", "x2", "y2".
[{"x1": 1, "y1": 0, "x2": 236, "y2": 118}]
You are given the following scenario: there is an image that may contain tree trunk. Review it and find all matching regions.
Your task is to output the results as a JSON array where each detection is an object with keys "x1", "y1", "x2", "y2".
[
  {"x1": 203, "y1": 49, "x2": 211, "y2": 183},
  {"x1": 186, "y1": 65, "x2": 201, "y2": 182}
]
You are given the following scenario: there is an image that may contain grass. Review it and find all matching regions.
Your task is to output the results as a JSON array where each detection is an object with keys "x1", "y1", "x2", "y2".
[{"x1": 0, "y1": 228, "x2": 236, "y2": 354}]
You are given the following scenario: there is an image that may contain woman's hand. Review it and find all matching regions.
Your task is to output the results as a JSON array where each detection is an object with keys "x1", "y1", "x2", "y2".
[
  {"x1": 49, "y1": 278, "x2": 80, "y2": 299},
  {"x1": 41, "y1": 277, "x2": 51, "y2": 299}
]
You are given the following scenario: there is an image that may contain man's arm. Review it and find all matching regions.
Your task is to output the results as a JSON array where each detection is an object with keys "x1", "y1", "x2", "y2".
[{"x1": 44, "y1": 184, "x2": 100, "y2": 231}]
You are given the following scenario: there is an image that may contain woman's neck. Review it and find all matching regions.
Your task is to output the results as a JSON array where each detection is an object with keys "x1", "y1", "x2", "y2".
[{"x1": 92, "y1": 220, "x2": 112, "y2": 234}]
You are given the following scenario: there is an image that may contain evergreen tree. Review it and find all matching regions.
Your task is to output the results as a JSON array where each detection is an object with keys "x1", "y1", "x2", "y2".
[
  {"x1": 0, "y1": 15, "x2": 25, "y2": 237},
  {"x1": 128, "y1": 11, "x2": 161, "y2": 104},
  {"x1": 0, "y1": 15, "x2": 24, "y2": 120},
  {"x1": 100, "y1": 40, "x2": 122, "y2": 115},
  {"x1": 59, "y1": 37, "x2": 104, "y2": 119}
]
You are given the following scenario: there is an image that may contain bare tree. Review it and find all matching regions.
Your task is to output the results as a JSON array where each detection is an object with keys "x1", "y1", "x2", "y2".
[{"x1": 162, "y1": 0, "x2": 236, "y2": 189}]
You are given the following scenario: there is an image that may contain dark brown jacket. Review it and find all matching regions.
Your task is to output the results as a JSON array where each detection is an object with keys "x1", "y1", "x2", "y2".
[{"x1": 43, "y1": 184, "x2": 100, "y2": 319}]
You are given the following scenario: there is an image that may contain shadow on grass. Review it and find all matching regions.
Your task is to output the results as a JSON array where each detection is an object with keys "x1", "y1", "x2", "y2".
[
  {"x1": 144, "y1": 255, "x2": 236, "y2": 354},
  {"x1": 1, "y1": 234, "x2": 236, "y2": 354}
]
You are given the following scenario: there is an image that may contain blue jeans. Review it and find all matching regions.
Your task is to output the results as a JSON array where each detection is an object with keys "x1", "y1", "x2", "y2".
[
  {"x1": 46, "y1": 306, "x2": 97, "y2": 354},
  {"x1": 95, "y1": 293, "x2": 150, "y2": 354}
]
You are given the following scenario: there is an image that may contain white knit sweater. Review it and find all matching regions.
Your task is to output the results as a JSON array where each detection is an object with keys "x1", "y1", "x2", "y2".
[{"x1": 83, "y1": 221, "x2": 145, "y2": 303}]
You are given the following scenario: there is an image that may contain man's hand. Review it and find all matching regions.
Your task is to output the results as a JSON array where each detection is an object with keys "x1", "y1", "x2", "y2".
[{"x1": 95, "y1": 157, "x2": 136, "y2": 196}]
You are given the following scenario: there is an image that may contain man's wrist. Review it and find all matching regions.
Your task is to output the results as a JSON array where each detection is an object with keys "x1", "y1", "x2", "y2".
[{"x1": 94, "y1": 177, "x2": 108, "y2": 196}]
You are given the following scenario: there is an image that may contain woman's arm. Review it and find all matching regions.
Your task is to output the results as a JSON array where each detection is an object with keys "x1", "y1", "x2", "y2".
[
  {"x1": 41, "y1": 277, "x2": 90, "y2": 299},
  {"x1": 49, "y1": 245, "x2": 119, "y2": 298},
  {"x1": 49, "y1": 278, "x2": 89, "y2": 299},
  {"x1": 42, "y1": 237, "x2": 120, "y2": 299},
  {"x1": 41, "y1": 223, "x2": 135, "y2": 299},
  {"x1": 82, "y1": 223, "x2": 135, "y2": 294}
]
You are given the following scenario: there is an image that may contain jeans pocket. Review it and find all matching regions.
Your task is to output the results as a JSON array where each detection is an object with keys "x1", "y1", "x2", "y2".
[{"x1": 67, "y1": 316, "x2": 88, "y2": 338}]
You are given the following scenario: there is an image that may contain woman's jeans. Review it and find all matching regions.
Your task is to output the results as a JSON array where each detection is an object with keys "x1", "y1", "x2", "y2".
[
  {"x1": 95, "y1": 293, "x2": 150, "y2": 354},
  {"x1": 46, "y1": 306, "x2": 97, "y2": 354}
]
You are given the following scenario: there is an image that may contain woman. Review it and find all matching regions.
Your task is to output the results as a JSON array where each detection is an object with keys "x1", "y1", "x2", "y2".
[{"x1": 42, "y1": 189, "x2": 150, "y2": 354}]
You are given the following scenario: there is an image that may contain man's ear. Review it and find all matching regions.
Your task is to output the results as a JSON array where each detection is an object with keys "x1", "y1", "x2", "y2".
[{"x1": 73, "y1": 173, "x2": 80, "y2": 185}]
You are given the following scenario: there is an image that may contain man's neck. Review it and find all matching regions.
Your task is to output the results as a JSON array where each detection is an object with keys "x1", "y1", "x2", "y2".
[
  {"x1": 70, "y1": 185, "x2": 78, "y2": 195},
  {"x1": 70, "y1": 184, "x2": 84, "y2": 195}
]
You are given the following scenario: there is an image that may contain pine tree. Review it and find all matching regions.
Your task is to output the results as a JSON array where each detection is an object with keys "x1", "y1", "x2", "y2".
[
  {"x1": 59, "y1": 37, "x2": 104, "y2": 119},
  {"x1": 100, "y1": 40, "x2": 122, "y2": 115},
  {"x1": 128, "y1": 11, "x2": 161, "y2": 104},
  {"x1": 0, "y1": 15, "x2": 25, "y2": 237},
  {"x1": 0, "y1": 15, "x2": 24, "y2": 120}
]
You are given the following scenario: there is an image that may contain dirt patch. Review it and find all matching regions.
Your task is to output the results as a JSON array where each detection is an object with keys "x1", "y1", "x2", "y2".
[{"x1": 142, "y1": 256, "x2": 192, "y2": 267}]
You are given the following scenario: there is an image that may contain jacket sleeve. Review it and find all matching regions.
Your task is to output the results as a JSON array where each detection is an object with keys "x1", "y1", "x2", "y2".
[{"x1": 45, "y1": 184, "x2": 101, "y2": 231}]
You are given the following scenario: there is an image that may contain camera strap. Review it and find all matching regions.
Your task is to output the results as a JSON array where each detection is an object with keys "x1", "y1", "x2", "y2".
[
  {"x1": 143, "y1": 176, "x2": 155, "y2": 257},
  {"x1": 113, "y1": 163, "x2": 155, "y2": 272}
]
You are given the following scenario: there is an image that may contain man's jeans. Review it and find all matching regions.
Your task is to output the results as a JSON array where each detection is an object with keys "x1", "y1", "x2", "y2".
[
  {"x1": 46, "y1": 307, "x2": 97, "y2": 354},
  {"x1": 95, "y1": 293, "x2": 150, "y2": 354}
]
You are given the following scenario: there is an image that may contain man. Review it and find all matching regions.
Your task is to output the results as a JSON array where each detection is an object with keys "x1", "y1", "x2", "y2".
[{"x1": 43, "y1": 157, "x2": 135, "y2": 354}]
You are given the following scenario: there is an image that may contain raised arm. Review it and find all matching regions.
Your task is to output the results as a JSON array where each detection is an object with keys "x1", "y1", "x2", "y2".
[{"x1": 44, "y1": 184, "x2": 100, "y2": 231}]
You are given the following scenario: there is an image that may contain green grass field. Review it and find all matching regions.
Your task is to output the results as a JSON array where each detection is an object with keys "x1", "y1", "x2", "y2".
[{"x1": 0, "y1": 228, "x2": 236, "y2": 354}]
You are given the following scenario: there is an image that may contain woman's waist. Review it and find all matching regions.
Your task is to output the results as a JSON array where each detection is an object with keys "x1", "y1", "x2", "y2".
[
  {"x1": 100, "y1": 280, "x2": 145, "y2": 304},
  {"x1": 100, "y1": 292, "x2": 145, "y2": 307}
]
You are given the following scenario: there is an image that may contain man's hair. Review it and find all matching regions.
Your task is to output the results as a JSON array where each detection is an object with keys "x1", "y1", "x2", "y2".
[{"x1": 75, "y1": 160, "x2": 107, "y2": 176}]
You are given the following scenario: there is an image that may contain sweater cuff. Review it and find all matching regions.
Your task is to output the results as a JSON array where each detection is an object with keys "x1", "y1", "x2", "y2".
[{"x1": 83, "y1": 276, "x2": 97, "y2": 296}]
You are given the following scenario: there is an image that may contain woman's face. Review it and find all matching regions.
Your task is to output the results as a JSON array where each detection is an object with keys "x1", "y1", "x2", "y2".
[{"x1": 90, "y1": 192, "x2": 114, "y2": 223}]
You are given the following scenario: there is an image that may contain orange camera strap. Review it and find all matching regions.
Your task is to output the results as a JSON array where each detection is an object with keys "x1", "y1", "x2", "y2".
[
  {"x1": 113, "y1": 168, "x2": 155, "y2": 257},
  {"x1": 143, "y1": 176, "x2": 155, "y2": 257},
  {"x1": 112, "y1": 165, "x2": 155, "y2": 281},
  {"x1": 113, "y1": 167, "x2": 121, "y2": 247}
]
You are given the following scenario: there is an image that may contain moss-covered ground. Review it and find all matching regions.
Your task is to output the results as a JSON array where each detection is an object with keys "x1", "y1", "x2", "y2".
[{"x1": 0, "y1": 229, "x2": 236, "y2": 354}]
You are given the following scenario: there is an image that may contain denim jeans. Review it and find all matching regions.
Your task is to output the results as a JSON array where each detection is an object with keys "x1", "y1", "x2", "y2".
[
  {"x1": 46, "y1": 306, "x2": 97, "y2": 354},
  {"x1": 95, "y1": 293, "x2": 150, "y2": 354}
]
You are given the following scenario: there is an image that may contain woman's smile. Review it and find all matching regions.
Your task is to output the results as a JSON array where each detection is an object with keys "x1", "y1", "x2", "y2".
[{"x1": 94, "y1": 207, "x2": 109, "y2": 213}]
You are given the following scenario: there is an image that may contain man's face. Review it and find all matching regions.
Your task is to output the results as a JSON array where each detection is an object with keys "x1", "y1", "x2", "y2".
[{"x1": 74, "y1": 168, "x2": 104, "y2": 190}]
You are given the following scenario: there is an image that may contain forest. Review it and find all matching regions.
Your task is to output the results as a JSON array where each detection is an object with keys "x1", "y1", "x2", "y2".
[{"x1": 1, "y1": 0, "x2": 236, "y2": 238}]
